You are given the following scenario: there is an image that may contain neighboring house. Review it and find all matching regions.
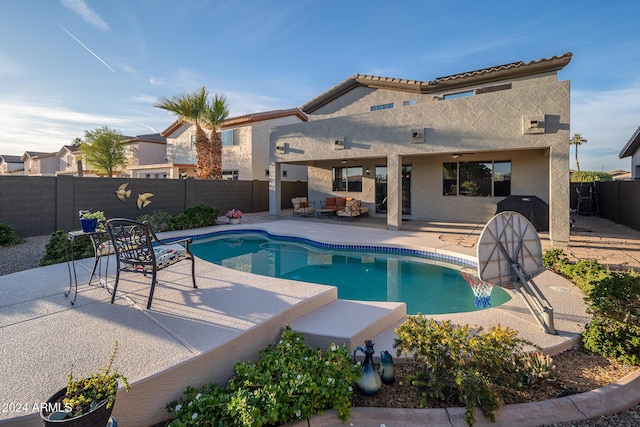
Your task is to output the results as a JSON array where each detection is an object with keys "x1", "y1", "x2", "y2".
[
  {"x1": 619, "y1": 124, "x2": 640, "y2": 179},
  {"x1": 160, "y1": 108, "x2": 308, "y2": 180},
  {"x1": 56, "y1": 145, "x2": 90, "y2": 176},
  {"x1": 269, "y1": 53, "x2": 573, "y2": 245},
  {"x1": 21, "y1": 151, "x2": 58, "y2": 176},
  {"x1": 608, "y1": 170, "x2": 632, "y2": 181},
  {"x1": 121, "y1": 133, "x2": 168, "y2": 178},
  {"x1": 0, "y1": 155, "x2": 24, "y2": 175}
]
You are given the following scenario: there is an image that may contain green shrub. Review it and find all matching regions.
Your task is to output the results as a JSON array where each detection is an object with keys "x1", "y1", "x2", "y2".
[
  {"x1": 542, "y1": 248, "x2": 570, "y2": 272},
  {"x1": 581, "y1": 272, "x2": 640, "y2": 365},
  {"x1": 0, "y1": 221, "x2": 23, "y2": 246},
  {"x1": 166, "y1": 326, "x2": 360, "y2": 426},
  {"x1": 40, "y1": 231, "x2": 94, "y2": 266},
  {"x1": 136, "y1": 211, "x2": 174, "y2": 233},
  {"x1": 169, "y1": 203, "x2": 219, "y2": 230},
  {"x1": 543, "y1": 249, "x2": 610, "y2": 293},
  {"x1": 393, "y1": 317, "x2": 537, "y2": 426},
  {"x1": 582, "y1": 317, "x2": 640, "y2": 366}
]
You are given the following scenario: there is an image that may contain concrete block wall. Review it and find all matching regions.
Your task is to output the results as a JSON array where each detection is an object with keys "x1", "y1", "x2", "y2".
[
  {"x1": 0, "y1": 176, "x2": 306, "y2": 238},
  {"x1": 0, "y1": 176, "x2": 56, "y2": 236}
]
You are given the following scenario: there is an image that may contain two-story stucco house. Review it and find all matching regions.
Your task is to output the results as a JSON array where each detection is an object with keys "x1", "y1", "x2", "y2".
[
  {"x1": 56, "y1": 145, "x2": 88, "y2": 176},
  {"x1": 269, "y1": 53, "x2": 573, "y2": 245},
  {"x1": 121, "y1": 133, "x2": 168, "y2": 178},
  {"x1": 0, "y1": 155, "x2": 24, "y2": 175},
  {"x1": 160, "y1": 108, "x2": 308, "y2": 181},
  {"x1": 619, "y1": 124, "x2": 640, "y2": 179},
  {"x1": 53, "y1": 134, "x2": 167, "y2": 177},
  {"x1": 21, "y1": 151, "x2": 59, "y2": 176}
]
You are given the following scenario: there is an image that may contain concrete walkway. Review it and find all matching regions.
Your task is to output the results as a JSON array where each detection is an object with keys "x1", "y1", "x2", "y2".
[{"x1": 1, "y1": 216, "x2": 638, "y2": 426}]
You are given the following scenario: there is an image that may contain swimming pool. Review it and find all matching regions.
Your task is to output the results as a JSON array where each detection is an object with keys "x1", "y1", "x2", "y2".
[{"x1": 189, "y1": 232, "x2": 511, "y2": 315}]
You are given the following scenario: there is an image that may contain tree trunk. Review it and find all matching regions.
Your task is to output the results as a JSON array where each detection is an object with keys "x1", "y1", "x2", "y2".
[
  {"x1": 575, "y1": 145, "x2": 580, "y2": 172},
  {"x1": 210, "y1": 130, "x2": 223, "y2": 180},
  {"x1": 194, "y1": 125, "x2": 213, "y2": 179}
]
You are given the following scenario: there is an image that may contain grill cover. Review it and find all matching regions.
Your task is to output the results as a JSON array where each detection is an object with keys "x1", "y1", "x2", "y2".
[{"x1": 496, "y1": 195, "x2": 549, "y2": 232}]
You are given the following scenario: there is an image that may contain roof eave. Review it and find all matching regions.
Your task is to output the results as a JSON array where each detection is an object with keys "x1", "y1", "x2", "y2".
[{"x1": 619, "y1": 125, "x2": 640, "y2": 158}]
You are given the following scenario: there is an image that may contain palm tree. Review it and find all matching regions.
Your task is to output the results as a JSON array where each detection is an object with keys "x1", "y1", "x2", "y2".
[
  {"x1": 570, "y1": 133, "x2": 587, "y2": 172},
  {"x1": 202, "y1": 93, "x2": 230, "y2": 180},
  {"x1": 155, "y1": 87, "x2": 211, "y2": 179}
]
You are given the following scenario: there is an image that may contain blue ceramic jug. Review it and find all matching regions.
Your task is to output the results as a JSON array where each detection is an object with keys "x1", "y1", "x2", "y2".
[
  {"x1": 379, "y1": 350, "x2": 395, "y2": 384},
  {"x1": 353, "y1": 340, "x2": 382, "y2": 395}
]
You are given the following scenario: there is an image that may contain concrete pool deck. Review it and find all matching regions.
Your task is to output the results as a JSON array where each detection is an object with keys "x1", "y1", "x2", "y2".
[{"x1": 1, "y1": 217, "x2": 638, "y2": 426}]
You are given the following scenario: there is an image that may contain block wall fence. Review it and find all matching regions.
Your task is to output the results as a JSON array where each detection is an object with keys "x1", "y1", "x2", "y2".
[{"x1": 0, "y1": 176, "x2": 307, "y2": 237}]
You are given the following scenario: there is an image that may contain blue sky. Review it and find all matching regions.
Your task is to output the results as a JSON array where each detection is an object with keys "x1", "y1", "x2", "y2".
[{"x1": 1, "y1": 0, "x2": 638, "y2": 172}]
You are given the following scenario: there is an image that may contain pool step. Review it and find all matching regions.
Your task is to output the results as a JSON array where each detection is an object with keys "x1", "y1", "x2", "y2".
[{"x1": 289, "y1": 299, "x2": 406, "y2": 351}]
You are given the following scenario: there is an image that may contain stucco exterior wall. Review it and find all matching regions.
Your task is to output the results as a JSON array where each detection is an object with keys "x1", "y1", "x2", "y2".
[
  {"x1": 167, "y1": 124, "x2": 198, "y2": 165},
  {"x1": 250, "y1": 116, "x2": 307, "y2": 182},
  {"x1": 272, "y1": 75, "x2": 570, "y2": 243},
  {"x1": 166, "y1": 116, "x2": 307, "y2": 181},
  {"x1": 632, "y1": 149, "x2": 640, "y2": 179}
]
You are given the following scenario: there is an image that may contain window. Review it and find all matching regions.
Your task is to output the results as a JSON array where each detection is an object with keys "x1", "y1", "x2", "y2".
[
  {"x1": 222, "y1": 170, "x2": 239, "y2": 180},
  {"x1": 370, "y1": 103, "x2": 394, "y2": 112},
  {"x1": 122, "y1": 146, "x2": 132, "y2": 158},
  {"x1": 442, "y1": 161, "x2": 511, "y2": 197},
  {"x1": 332, "y1": 166, "x2": 363, "y2": 192},
  {"x1": 190, "y1": 135, "x2": 196, "y2": 150},
  {"x1": 221, "y1": 129, "x2": 239, "y2": 147},
  {"x1": 403, "y1": 99, "x2": 416, "y2": 106},
  {"x1": 443, "y1": 91, "x2": 473, "y2": 100}
]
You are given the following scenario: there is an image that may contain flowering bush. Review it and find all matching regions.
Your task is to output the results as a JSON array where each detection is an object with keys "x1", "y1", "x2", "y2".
[
  {"x1": 166, "y1": 326, "x2": 361, "y2": 426},
  {"x1": 225, "y1": 209, "x2": 243, "y2": 219}
]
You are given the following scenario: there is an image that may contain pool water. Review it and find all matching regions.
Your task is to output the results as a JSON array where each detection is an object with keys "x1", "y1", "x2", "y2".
[{"x1": 190, "y1": 234, "x2": 511, "y2": 315}]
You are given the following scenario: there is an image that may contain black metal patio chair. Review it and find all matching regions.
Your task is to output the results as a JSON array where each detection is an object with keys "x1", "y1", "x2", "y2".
[{"x1": 104, "y1": 218, "x2": 197, "y2": 309}]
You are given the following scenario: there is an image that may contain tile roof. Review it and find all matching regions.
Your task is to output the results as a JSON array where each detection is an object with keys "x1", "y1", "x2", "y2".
[
  {"x1": 122, "y1": 133, "x2": 167, "y2": 144},
  {"x1": 619, "y1": 124, "x2": 640, "y2": 158},
  {"x1": 161, "y1": 108, "x2": 307, "y2": 137},
  {"x1": 302, "y1": 52, "x2": 573, "y2": 113}
]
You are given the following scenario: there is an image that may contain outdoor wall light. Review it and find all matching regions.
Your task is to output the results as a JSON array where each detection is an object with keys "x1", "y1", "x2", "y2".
[
  {"x1": 451, "y1": 154, "x2": 461, "y2": 159},
  {"x1": 365, "y1": 168, "x2": 370, "y2": 175}
]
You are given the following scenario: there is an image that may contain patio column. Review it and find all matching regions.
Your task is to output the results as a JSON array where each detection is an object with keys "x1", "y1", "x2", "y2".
[
  {"x1": 387, "y1": 154, "x2": 402, "y2": 230},
  {"x1": 549, "y1": 145, "x2": 570, "y2": 245},
  {"x1": 269, "y1": 161, "x2": 281, "y2": 217}
]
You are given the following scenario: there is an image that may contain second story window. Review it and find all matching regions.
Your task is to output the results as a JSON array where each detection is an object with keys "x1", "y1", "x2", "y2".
[
  {"x1": 190, "y1": 135, "x2": 197, "y2": 150},
  {"x1": 403, "y1": 99, "x2": 416, "y2": 106},
  {"x1": 443, "y1": 91, "x2": 473, "y2": 100},
  {"x1": 221, "y1": 129, "x2": 239, "y2": 147},
  {"x1": 370, "y1": 103, "x2": 394, "y2": 112}
]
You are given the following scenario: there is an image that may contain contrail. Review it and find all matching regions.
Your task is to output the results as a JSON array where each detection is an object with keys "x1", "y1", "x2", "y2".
[{"x1": 57, "y1": 23, "x2": 115, "y2": 72}]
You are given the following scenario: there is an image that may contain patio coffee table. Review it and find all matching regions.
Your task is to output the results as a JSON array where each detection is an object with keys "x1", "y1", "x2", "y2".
[{"x1": 316, "y1": 208, "x2": 335, "y2": 219}]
